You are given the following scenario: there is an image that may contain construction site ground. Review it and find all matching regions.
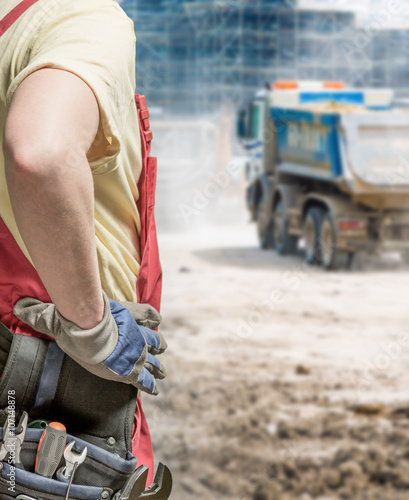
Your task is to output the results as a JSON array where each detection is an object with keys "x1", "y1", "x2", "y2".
[{"x1": 142, "y1": 219, "x2": 409, "y2": 500}]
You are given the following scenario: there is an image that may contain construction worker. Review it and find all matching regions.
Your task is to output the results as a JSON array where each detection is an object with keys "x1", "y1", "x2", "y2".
[{"x1": 0, "y1": 0, "x2": 166, "y2": 487}]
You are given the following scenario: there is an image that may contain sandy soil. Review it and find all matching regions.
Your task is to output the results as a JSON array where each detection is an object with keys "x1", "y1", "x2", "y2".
[{"x1": 142, "y1": 220, "x2": 409, "y2": 500}]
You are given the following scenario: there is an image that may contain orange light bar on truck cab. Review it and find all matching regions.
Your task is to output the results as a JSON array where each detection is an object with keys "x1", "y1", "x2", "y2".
[
  {"x1": 274, "y1": 81, "x2": 299, "y2": 90},
  {"x1": 272, "y1": 81, "x2": 345, "y2": 90},
  {"x1": 323, "y1": 81, "x2": 345, "y2": 89}
]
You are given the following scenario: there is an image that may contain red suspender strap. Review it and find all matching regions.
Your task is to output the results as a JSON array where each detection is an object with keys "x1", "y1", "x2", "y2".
[
  {"x1": 0, "y1": 0, "x2": 41, "y2": 37},
  {"x1": 133, "y1": 94, "x2": 162, "y2": 487},
  {"x1": 135, "y1": 94, "x2": 162, "y2": 312}
]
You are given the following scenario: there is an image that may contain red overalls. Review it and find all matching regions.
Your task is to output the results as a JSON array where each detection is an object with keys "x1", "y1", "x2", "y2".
[{"x1": 0, "y1": 0, "x2": 162, "y2": 486}]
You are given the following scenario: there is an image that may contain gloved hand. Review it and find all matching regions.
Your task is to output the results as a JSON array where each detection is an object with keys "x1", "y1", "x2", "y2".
[{"x1": 13, "y1": 293, "x2": 167, "y2": 395}]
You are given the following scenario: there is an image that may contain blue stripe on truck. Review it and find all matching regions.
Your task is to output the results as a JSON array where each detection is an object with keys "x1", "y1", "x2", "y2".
[{"x1": 299, "y1": 91, "x2": 365, "y2": 105}]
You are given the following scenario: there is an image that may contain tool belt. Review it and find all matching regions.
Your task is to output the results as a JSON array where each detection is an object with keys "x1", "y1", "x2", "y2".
[
  {"x1": 0, "y1": 427, "x2": 171, "y2": 500},
  {"x1": 0, "y1": 322, "x2": 137, "y2": 458},
  {"x1": 0, "y1": 428, "x2": 137, "y2": 499},
  {"x1": 0, "y1": 324, "x2": 172, "y2": 499}
]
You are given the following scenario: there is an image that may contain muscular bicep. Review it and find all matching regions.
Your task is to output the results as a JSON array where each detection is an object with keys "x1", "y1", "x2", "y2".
[{"x1": 4, "y1": 68, "x2": 99, "y2": 168}]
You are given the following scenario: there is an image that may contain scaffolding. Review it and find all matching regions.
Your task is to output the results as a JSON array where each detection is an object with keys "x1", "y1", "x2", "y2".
[{"x1": 120, "y1": 0, "x2": 409, "y2": 115}]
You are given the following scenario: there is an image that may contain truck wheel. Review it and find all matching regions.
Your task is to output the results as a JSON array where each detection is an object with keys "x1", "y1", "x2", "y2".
[
  {"x1": 320, "y1": 213, "x2": 353, "y2": 270},
  {"x1": 304, "y1": 207, "x2": 325, "y2": 265},
  {"x1": 256, "y1": 194, "x2": 274, "y2": 249},
  {"x1": 273, "y1": 201, "x2": 298, "y2": 255}
]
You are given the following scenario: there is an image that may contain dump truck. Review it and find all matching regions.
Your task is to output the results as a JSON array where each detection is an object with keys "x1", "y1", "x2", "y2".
[{"x1": 238, "y1": 81, "x2": 409, "y2": 269}]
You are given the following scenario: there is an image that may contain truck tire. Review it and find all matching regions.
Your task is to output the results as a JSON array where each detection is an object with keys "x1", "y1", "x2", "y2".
[
  {"x1": 256, "y1": 194, "x2": 274, "y2": 249},
  {"x1": 273, "y1": 201, "x2": 298, "y2": 255},
  {"x1": 304, "y1": 206, "x2": 325, "y2": 265},
  {"x1": 319, "y1": 213, "x2": 353, "y2": 270}
]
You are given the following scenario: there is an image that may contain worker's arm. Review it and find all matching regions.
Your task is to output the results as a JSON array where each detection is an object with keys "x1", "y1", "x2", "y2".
[
  {"x1": 3, "y1": 68, "x2": 104, "y2": 329},
  {"x1": 3, "y1": 68, "x2": 168, "y2": 394}
]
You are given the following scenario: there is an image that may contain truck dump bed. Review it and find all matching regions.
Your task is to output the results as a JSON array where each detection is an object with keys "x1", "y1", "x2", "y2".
[{"x1": 271, "y1": 89, "x2": 409, "y2": 207}]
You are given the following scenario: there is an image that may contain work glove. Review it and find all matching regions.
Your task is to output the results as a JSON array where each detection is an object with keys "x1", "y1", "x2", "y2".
[{"x1": 13, "y1": 293, "x2": 167, "y2": 395}]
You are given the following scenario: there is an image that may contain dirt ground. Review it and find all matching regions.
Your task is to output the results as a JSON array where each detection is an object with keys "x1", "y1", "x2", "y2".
[{"x1": 142, "y1": 219, "x2": 409, "y2": 500}]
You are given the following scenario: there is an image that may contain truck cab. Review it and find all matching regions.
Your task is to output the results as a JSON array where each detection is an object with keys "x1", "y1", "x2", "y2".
[{"x1": 238, "y1": 90, "x2": 277, "y2": 248}]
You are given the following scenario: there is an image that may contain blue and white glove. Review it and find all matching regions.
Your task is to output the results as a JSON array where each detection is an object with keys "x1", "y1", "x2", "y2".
[{"x1": 14, "y1": 293, "x2": 167, "y2": 395}]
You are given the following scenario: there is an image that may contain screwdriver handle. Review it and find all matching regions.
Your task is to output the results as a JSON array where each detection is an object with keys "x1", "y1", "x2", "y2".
[{"x1": 35, "y1": 422, "x2": 67, "y2": 478}]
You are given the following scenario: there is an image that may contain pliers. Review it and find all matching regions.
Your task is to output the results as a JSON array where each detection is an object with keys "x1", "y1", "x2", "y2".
[
  {"x1": 116, "y1": 462, "x2": 172, "y2": 500},
  {"x1": 0, "y1": 411, "x2": 28, "y2": 469}
]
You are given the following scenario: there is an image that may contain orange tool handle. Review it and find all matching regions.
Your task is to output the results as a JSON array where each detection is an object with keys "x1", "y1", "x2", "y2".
[{"x1": 35, "y1": 422, "x2": 67, "y2": 478}]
